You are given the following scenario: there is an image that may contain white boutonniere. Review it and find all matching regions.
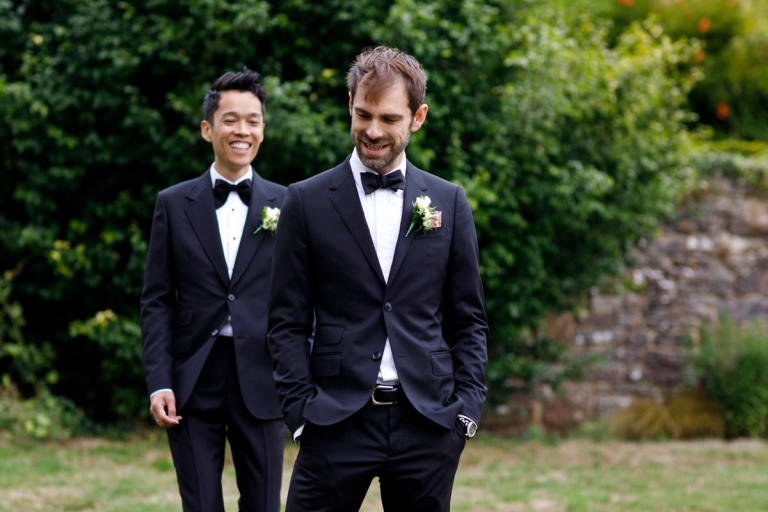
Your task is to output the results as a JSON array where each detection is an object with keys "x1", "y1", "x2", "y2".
[
  {"x1": 254, "y1": 206, "x2": 280, "y2": 234},
  {"x1": 406, "y1": 195, "x2": 442, "y2": 237}
]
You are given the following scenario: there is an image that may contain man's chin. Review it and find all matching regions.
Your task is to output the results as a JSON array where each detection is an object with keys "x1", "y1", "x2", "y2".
[{"x1": 358, "y1": 153, "x2": 393, "y2": 171}]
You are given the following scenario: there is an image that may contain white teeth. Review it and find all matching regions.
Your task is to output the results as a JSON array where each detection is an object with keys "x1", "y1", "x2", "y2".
[{"x1": 231, "y1": 142, "x2": 250, "y2": 149}]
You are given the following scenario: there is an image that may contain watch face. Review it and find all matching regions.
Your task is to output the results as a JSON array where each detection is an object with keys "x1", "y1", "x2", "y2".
[{"x1": 467, "y1": 423, "x2": 477, "y2": 438}]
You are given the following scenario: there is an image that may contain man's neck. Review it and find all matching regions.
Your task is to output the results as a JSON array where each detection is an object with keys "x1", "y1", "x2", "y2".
[{"x1": 214, "y1": 164, "x2": 250, "y2": 183}]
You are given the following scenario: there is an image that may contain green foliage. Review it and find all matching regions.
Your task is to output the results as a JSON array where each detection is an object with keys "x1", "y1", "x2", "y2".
[
  {"x1": 0, "y1": 272, "x2": 87, "y2": 440},
  {"x1": 375, "y1": 1, "x2": 700, "y2": 401},
  {"x1": 1, "y1": 0, "x2": 701, "y2": 420},
  {"x1": 697, "y1": 149, "x2": 768, "y2": 189},
  {"x1": 0, "y1": 0, "x2": 358, "y2": 421},
  {"x1": 586, "y1": 0, "x2": 768, "y2": 140},
  {"x1": 690, "y1": 316, "x2": 768, "y2": 438},
  {"x1": 0, "y1": 383, "x2": 86, "y2": 441},
  {"x1": 0, "y1": 268, "x2": 56, "y2": 391}
]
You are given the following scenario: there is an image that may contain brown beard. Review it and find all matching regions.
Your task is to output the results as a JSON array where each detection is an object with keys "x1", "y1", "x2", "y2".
[{"x1": 351, "y1": 130, "x2": 411, "y2": 172}]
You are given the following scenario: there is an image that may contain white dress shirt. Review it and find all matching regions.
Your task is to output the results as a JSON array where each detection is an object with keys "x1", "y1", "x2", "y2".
[
  {"x1": 350, "y1": 148, "x2": 405, "y2": 385},
  {"x1": 211, "y1": 165, "x2": 252, "y2": 337},
  {"x1": 150, "y1": 165, "x2": 251, "y2": 399}
]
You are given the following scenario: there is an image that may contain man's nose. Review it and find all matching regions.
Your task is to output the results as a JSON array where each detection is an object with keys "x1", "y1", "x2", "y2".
[
  {"x1": 234, "y1": 120, "x2": 249, "y2": 135},
  {"x1": 366, "y1": 120, "x2": 383, "y2": 140}
]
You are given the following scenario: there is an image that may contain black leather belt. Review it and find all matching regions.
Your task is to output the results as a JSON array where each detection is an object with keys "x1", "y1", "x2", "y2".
[{"x1": 371, "y1": 385, "x2": 403, "y2": 405}]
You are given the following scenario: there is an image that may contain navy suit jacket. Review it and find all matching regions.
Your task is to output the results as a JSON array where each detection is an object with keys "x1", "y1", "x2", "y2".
[
  {"x1": 267, "y1": 157, "x2": 488, "y2": 434},
  {"x1": 141, "y1": 169, "x2": 285, "y2": 419}
]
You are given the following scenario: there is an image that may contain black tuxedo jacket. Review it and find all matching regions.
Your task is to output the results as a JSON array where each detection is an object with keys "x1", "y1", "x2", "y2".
[
  {"x1": 141, "y1": 169, "x2": 285, "y2": 419},
  {"x1": 267, "y1": 157, "x2": 488, "y2": 434}
]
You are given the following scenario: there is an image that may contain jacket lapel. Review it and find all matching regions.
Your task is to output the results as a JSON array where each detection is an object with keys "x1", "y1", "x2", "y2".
[
  {"x1": 230, "y1": 172, "x2": 276, "y2": 287},
  {"x1": 185, "y1": 170, "x2": 230, "y2": 287},
  {"x1": 387, "y1": 161, "x2": 428, "y2": 285},
  {"x1": 328, "y1": 158, "x2": 386, "y2": 284}
]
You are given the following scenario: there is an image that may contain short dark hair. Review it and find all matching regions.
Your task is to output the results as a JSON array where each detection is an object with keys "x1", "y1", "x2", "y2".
[
  {"x1": 203, "y1": 67, "x2": 266, "y2": 125},
  {"x1": 347, "y1": 46, "x2": 427, "y2": 116}
]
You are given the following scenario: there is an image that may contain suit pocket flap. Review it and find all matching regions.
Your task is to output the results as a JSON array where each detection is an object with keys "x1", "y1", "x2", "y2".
[
  {"x1": 173, "y1": 308, "x2": 194, "y2": 328},
  {"x1": 313, "y1": 324, "x2": 345, "y2": 347},
  {"x1": 430, "y1": 351, "x2": 454, "y2": 376},
  {"x1": 310, "y1": 353, "x2": 341, "y2": 378}
]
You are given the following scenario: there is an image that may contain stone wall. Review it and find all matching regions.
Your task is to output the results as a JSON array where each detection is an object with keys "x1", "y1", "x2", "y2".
[{"x1": 487, "y1": 175, "x2": 768, "y2": 434}]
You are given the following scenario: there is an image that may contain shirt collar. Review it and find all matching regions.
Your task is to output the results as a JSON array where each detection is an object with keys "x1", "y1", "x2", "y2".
[{"x1": 210, "y1": 165, "x2": 253, "y2": 187}]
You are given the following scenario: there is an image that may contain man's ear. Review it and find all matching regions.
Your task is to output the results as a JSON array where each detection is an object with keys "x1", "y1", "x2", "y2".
[
  {"x1": 348, "y1": 91, "x2": 353, "y2": 116},
  {"x1": 410, "y1": 104, "x2": 429, "y2": 132},
  {"x1": 200, "y1": 120, "x2": 212, "y2": 142}
]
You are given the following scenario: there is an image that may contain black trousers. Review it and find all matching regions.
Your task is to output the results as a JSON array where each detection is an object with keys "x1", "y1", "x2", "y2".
[
  {"x1": 286, "y1": 397, "x2": 466, "y2": 512},
  {"x1": 167, "y1": 336, "x2": 285, "y2": 512}
]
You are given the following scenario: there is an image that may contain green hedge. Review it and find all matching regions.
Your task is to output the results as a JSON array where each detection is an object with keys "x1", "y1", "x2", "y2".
[{"x1": 0, "y1": 0, "x2": 700, "y2": 421}]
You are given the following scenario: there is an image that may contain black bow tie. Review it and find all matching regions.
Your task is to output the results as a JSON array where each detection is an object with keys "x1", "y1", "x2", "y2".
[
  {"x1": 213, "y1": 178, "x2": 251, "y2": 208},
  {"x1": 360, "y1": 170, "x2": 405, "y2": 195}
]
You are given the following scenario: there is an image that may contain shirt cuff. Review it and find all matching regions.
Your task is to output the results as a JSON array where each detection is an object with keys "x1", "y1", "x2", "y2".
[
  {"x1": 149, "y1": 388, "x2": 174, "y2": 400},
  {"x1": 293, "y1": 422, "x2": 306, "y2": 445}
]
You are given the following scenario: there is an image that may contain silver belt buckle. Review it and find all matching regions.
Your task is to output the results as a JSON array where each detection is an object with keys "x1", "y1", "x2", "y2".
[{"x1": 371, "y1": 385, "x2": 396, "y2": 405}]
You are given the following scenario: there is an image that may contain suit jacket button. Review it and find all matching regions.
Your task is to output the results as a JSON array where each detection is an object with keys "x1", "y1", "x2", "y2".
[
  {"x1": 384, "y1": 302, "x2": 392, "y2": 312},
  {"x1": 211, "y1": 329, "x2": 218, "y2": 337},
  {"x1": 228, "y1": 294, "x2": 235, "y2": 302},
  {"x1": 372, "y1": 351, "x2": 382, "y2": 360}
]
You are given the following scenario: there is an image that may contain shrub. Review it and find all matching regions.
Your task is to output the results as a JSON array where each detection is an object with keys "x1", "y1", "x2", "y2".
[
  {"x1": 2, "y1": 0, "x2": 702, "y2": 419},
  {"x1": 0, "y1": 270, "x2": 88, "y2": 440},
  {"x1": 690, "y1": 316, "x2": 768, "y2": 438},
  {"x1": 0, "y1": 382, "x2": 87, "y2": 441},
  {"x1": 588, "y1": 0, "x2": 768, "y2": 141}
]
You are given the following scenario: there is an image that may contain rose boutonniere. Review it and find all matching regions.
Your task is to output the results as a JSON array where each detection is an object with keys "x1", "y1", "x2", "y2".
[
  {"x1": 254, "y1": 206, "x2": 280, "y2": 235},
  {"x1": 406, "y1": 195, "x2": 442, "y2": 237}
]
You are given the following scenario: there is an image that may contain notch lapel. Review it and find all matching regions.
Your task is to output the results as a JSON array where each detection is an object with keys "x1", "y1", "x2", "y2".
[
  {"x1": 185, "y1": 171, "x2": 230, "y2": 287},
  {"x1": 387, "y1": 162, "x2": 428, "y2": 285},
  {"x1": 328, "y1": 159, "x2": 386, "y2": 284},
  {"x1": 230, "y1": 173, "x2": 276, "y2": 287}
]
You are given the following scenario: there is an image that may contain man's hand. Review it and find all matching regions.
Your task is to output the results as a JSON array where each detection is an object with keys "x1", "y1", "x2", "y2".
[{"x1": 150, "y1": 391, "x2": 182, "y2": 428}]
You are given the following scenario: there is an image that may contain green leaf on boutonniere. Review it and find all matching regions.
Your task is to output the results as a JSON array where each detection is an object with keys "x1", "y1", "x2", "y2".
[{"x1": 406, "y1": 195, "x2": 439, "y2": 237}]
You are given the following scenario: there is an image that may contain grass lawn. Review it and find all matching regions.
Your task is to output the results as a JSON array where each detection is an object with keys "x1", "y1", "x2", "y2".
[{"x1": 0, "y1": 432, "x2": 767, "y2": 511}]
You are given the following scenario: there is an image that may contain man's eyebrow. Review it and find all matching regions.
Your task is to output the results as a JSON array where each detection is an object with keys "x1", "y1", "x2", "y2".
[
  {"x1": 219, "y1": 111, "x2": 263, "y2": 118},
  {"x1": 353, "y1": 108, "x2": 404, "y2": 119}
]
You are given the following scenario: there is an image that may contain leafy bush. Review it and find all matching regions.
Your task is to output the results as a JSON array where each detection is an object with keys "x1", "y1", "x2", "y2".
[
  {"x1": 0, "y1": 382, "x2": 86, "y2": 441},
  {"x1": 1, "y1": 0, "x2": 702, "y2": 420},
  {"x1": 690, "y1": 316, "x2": 768, "y2": 438},
  {"x1": 692, "y1": 139, "x2": 768, "y2": 189},
  {"x1": 379, "y1": 3, "x2": 700, "y2": 401},
  {"x1": 586, "y1": 0, "x2": 768, "y2": 141},
  {"x1": 0, "y1": 270, "x2": 87, "y2": 440}
]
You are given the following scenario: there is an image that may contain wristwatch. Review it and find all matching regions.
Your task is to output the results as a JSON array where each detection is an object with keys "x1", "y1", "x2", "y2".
[{"x1": 458, "y1": 415, "x2": 477, "y2": 439}]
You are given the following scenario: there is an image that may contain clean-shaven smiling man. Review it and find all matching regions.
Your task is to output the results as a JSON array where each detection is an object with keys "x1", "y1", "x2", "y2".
[{"x1": 141, "y1": 68, "x2": 286, "y2": 512}]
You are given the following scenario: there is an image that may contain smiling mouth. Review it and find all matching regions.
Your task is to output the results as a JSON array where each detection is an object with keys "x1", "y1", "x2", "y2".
[
  {"x1": 362, "y1": 138, "x2": 391, "y2": 152},
  {"x1": 230, "y1": 142, "x2": 251, "y2": 150}
]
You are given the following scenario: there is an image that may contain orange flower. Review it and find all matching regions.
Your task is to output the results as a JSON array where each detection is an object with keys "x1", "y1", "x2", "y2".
[
  {"x1": 617, "y1": 0, "x2": 634, "y2": 6},
  {"x1": 716, "y1": 102, "x2": 730, "y2": 120},
  {"x1": 698, "y1": 18, "x2": 711, "y2": 33}
]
